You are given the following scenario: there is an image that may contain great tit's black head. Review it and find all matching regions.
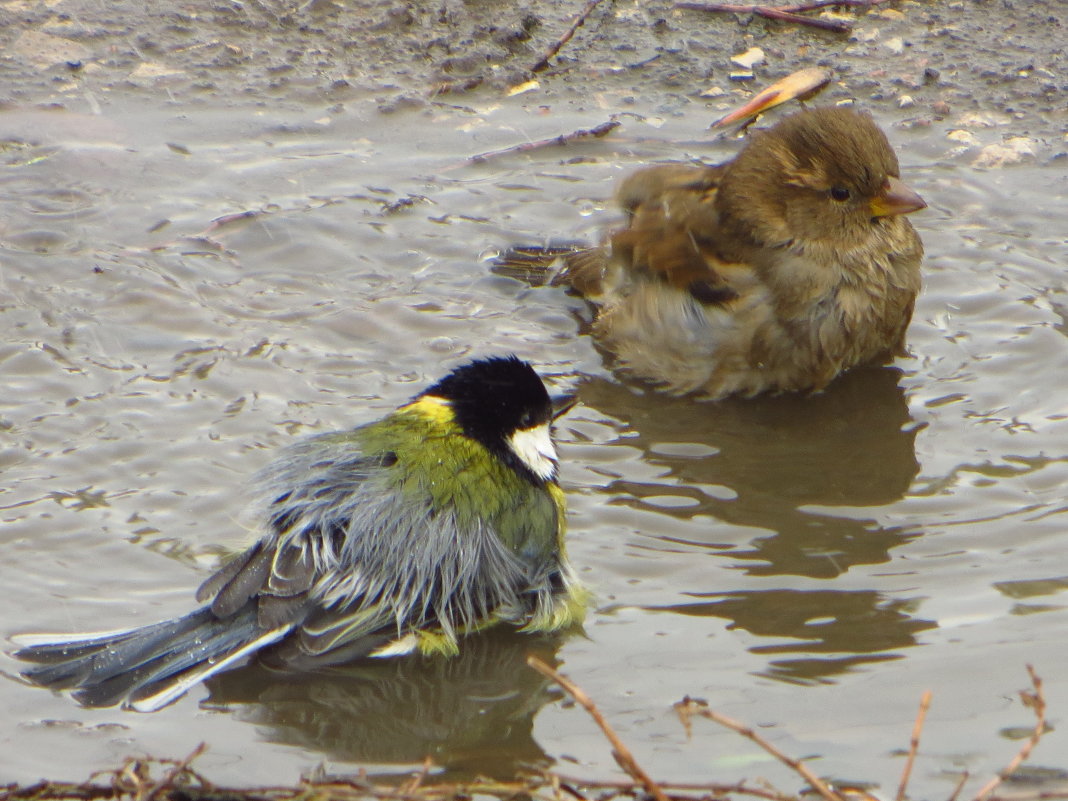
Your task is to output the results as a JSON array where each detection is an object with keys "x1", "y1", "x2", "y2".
[{"x1": 423, "y1": 356, "x2": 558, "y2": 483}]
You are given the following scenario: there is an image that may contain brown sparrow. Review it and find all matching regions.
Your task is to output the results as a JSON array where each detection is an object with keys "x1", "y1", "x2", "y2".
[{"x1": 514, "y1": 106, "x2": 926, "y2": 399}]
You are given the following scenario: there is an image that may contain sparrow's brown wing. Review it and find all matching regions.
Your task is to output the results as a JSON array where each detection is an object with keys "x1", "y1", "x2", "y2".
[
  {"x1": 611, "y1": 163, "x2": 738, "y2": 306},
  {"x1": 615, "y1": 162, "x2": 724, "y2": 218},
  {"x1": 492, "y1": 163, "x2": 738, "y2": 307}
]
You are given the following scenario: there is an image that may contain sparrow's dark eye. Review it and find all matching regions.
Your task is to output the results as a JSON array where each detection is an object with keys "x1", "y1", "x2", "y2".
[{"x1": 829, "y1": 186, "x2": 851, "y2": 202}]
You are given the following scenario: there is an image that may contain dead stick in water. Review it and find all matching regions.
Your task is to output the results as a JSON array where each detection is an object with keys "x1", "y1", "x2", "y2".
[
  {"x1": 467, "y1": 120, "x2": 620, "y2": 164},
  {"x1": 674, "y1": 0, "x2": 900, "y2": 32},
  {"x1": 895, "y1": 690, "x2": 932, "y2": 801},
  {"x1": 527, "y1": 656, "x2": 671, "y2": 801},
  {"x1": 680, "y1": 3, "x2": 850, "y2": 32},
  {"x1": 551, "y1": 773, "x2": 797, "y2": 801},
  {"x1": 947, "y1": 771, "x2": 971, "y2": 801},
  {"x1": 674, "y1": 697, "x2": 844, "y2": 801},
  {"x1": 970, "y1": 665, "x2": 1047, "y2": 801},
  {"x1": 144, "y1": 742, "x2": 209, "y2": 801},
  {"x1": 532, "y1": 0, "x2": 608, "y2": 72}
]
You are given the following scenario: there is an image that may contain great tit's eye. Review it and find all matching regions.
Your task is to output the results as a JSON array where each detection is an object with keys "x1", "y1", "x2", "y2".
[{"x1": 829, "y1": 186, "x2": 851, "y2": 202}]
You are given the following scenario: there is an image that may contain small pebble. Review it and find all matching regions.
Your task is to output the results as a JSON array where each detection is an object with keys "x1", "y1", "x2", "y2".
[
  {"x1": 972, "y1": 137, "x2": 1037, "y2": 168},
  {"x1": 730, "y1": 47, "x2": 765, "y2": 69},
  {"x1": 947, "y1": 129, "x2": 979, "y2": 146}
]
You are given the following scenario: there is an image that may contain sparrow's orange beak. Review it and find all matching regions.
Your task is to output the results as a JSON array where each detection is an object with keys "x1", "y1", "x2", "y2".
[{"x1": 870, "y1": 176, "x2": 926, "y2": 217}]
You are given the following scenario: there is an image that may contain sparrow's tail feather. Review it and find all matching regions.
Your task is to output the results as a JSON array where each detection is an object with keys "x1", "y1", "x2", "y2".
[
  {"x1": 491, "y1": 243, "x2": 596, "y2": 282},
  {"x1": 14, "y1": 606, "x2": 291, "y2": 711},
  {"x1": 492, "y1": 243, "x2": 612, "y2": 304}
]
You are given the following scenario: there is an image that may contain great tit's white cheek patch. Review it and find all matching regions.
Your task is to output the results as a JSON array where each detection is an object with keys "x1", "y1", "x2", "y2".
[{"x1": 507, "y1": 423, "x2": 557, "y2": 481}]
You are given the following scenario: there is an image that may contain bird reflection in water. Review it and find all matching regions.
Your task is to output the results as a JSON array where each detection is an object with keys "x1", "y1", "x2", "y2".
[
  {"x1": 203, "y1": 628, "x2": 565, "y2": 780},
  {"x1": 575, "y1": 364, "x2": 922, "y2": 579},
  {"x1": 655, "y1": 589, "x2": 935, "y2": 685},
  {"x1": 568, "y1": 365, "x2": 932, "y2": 685}
]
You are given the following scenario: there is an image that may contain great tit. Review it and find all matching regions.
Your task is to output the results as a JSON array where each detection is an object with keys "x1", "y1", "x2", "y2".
[{"x1": 14, "y1": 356, "x2": 586, "y2": 712}]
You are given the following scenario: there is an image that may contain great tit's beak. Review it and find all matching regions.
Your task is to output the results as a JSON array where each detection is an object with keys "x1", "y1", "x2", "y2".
[
  {"x1": 870, "y1": 176, "x2": 927, "y2": 217},
  {"x1": 551, "y1": 393, "x2": 579, "y2": 421}
]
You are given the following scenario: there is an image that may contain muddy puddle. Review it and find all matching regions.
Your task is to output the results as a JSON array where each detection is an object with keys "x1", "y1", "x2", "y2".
[{"x1": 3, "y1": 0, "x2": 1068, "y2": 796}]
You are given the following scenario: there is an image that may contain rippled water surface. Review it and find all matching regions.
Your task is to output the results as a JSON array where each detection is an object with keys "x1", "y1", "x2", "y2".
[{"x1": 2, "y1": 93, "x2": 1067, "y2": 795}]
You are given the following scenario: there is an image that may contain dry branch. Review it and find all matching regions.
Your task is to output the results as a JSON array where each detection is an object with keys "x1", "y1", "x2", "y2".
[
  {"x1": 532, "y1": 0, "x2": 608, "y2": 72},
  {"x1": 947, "y1": 771, "x2": 971, "y2": 801},
  {"x1": 466, "y1": 120, "x2": 620, "y2": 164},
  {"x1": 0, "y1": 667, "x2": 1057, "y2": 801},
  {"x1": 674, "y1": 0, "x2": 901, "y2": 33},
  {"x1": 895, "y1": 690, "x2": 932, "y2": 801},
  {"x1": 527, "y1": 656, "x2": 671, "y2": 801},
  {"x1": 143, "y1": 743, "x2": 209, "y2": 801},
  {"x1": 970, "y1": 666, "x2": 1048, "y2": 801},
  {"x1": 675, "y1": 697, "x2": 843, "y2": 801},
  {"x1": 551, "y1": 774, "x2": 797, "y2": 801},
  {"x1": 430, "y1": 76, "x2": 484, "y2": 96}
]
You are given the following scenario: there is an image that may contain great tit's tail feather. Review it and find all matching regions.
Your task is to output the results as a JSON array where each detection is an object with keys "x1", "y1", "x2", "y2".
[
  {"x1": 15, "y1": 608, "x2": 218, "y2": 688},
  {"x1": 124, "y1": 625, "x2": 290, "y2": 712},
  {"x1": 15, "y1": 606, "x2": 289, "y2": 710}
]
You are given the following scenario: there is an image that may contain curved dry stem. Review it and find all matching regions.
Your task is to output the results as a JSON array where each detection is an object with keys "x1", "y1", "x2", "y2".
[
  {"x1": 674, "y1": 697, "x2": 843, "y2": 801},
  {"x1": 527, "y1": 656, "x2": 670, "y2": 801},
  {"x1": 896, "y1": 690, "x2": 932, "y2": 801},
  {"x1": 970, "y1": 666, "x2": 1047, "y2": 801}
]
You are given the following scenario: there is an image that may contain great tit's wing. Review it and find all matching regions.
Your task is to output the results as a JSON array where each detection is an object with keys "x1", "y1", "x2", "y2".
[
  {"x1": 195, "y1": 538, "x2": 271, "y2": 611},
  {"x1": 290, "y1": 500, "x2": 542, "y2": 657},
  {"x1": 195, "y1": 431, "x2": 391, "y2": 629},
  {"x1": 200, "y1": 423, "x2": 567, "y2": 662}
]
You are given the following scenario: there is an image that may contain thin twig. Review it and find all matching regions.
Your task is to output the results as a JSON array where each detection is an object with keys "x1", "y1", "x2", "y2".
[
  {"x1": 430, "y1": 76, "x2": 484, "y2": 96},
  {"x1": 2, "y1": 669, "x2": 1059, "y2": 801},
  {"x1": 144, "y1": 742, "x2": 208, "y2": 801},
  {"x1": 527, "y1": 656, "x2": 671, "y2": 801},
  {"x1": 433, "y1": 0, "x2": 607, "y2": 96},
  {"x1": 674, "y1": 0, "x2": 900, "y2": 33},
  {"x1": 675, "y1": 2, "x2": 847, "y2": 31},
  {"x1": 752, "y1": 0, "x2": 897, "y2": 10},
  {"x1": 970, "y1": 666, "x2": 1048, "y2": 801},
  {"x1": 552, "y1": 773, "x2": 796, "y2": 801},
  {"x1": 896, "y1": 690, "x2": 932, "y2": 801},
  {"x1": 674, "y1": 697, "x2": 843, "y2": 801},
  {"x1": 0, "y1": 781, "x2": 118, "y2": 801},
  {"x1": 532, "y1": 0, "x2": 608, "y2": 73},
  {"x1": 467, "y1": 120, "x2": 620, "y2": 164},
  {"x1": 399, "y1": 758, "x2": 434, "y2": 797},
  {"x1": 947, "y1": 771, "x2": 971, "y2": 801}
]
